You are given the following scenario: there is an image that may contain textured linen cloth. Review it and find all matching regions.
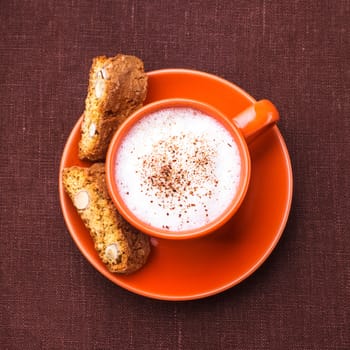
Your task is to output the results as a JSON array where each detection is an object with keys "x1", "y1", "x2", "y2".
[{"x1": 0, "y1": 0, "x2": 349, "y2": 349}]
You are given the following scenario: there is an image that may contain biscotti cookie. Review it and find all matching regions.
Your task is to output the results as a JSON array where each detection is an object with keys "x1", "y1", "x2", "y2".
[
  {"x1": 79, "y1": 54, "x2": 148, "y2": 161},
  {"x1": 62, "y1": 163, "x2": 151, "y2": 274}
]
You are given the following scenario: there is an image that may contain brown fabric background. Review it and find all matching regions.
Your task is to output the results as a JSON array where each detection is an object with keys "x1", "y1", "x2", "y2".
[{"x1": 1, "y1": 0, "x2": 349, "y2": 349}]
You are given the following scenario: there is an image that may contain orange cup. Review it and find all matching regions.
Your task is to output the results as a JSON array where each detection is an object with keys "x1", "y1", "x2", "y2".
[{"x1": 106, "y1": 98, "x2": 279, "y2": 240}]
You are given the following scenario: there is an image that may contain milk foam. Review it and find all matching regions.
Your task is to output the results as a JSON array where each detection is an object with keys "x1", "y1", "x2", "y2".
[{"x1": 115, "y1": 107, "x2": 241, "y2": 231}]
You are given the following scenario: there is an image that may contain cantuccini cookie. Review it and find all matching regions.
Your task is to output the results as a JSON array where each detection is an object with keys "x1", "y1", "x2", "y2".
[
  {"x1": 79, "y1": 54, "x2": 148, "y2": 161},
  {"x1": 62, "y1": 163, "x2": 151, "y2": 274}
]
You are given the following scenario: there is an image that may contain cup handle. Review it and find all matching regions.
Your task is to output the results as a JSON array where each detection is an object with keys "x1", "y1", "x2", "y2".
[{"x1": 232, "y1": 100, "x2": 279, "y2": 142}]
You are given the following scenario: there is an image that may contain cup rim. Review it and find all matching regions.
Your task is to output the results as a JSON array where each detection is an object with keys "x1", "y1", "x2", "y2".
[{"x1": 106, "y1": 98, "x2": 251, "y2": 240}]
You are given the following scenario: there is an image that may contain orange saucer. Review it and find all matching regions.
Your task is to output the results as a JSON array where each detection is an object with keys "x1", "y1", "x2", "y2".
[{"x1": 59, "y1": 69, "x2": 293, "y2": 300}]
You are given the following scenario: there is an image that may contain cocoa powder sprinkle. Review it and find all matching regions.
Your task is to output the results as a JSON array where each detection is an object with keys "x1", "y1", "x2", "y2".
[{"x1": 138, "y1": 132, "x2": 219, "y2": 227}]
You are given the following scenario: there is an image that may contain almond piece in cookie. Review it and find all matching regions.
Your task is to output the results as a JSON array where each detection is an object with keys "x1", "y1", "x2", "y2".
[{"x1": 73, "y1": 190, "x2": 90, "y2": 210}]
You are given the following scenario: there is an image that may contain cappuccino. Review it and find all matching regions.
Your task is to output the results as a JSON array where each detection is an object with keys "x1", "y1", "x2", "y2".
[{"x1": 115, "y1": 107, "x2": 242, "y2": 231}]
